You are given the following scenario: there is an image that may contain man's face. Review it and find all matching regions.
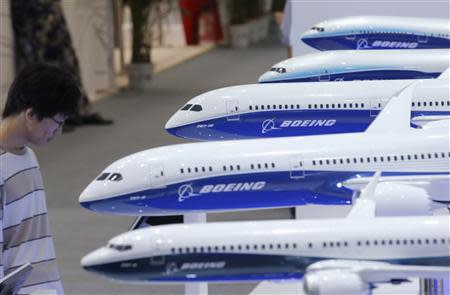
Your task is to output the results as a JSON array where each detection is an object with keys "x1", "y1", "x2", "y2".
[{"x1": 26, "y1": 111, "x2": 66, "y2": 146}]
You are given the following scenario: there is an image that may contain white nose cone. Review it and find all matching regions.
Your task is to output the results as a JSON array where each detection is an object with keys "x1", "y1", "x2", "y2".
[
  {"x1": 81, "y1": 247, "x2": 113, "y2": 268},
  {"x1": 258, "y1": 71, "x2": 281, "y2": 83},
  {"x1": 300, "y1": 29, "x2": 317, "y2": 40},
  {"x1": 165, "y1": 112, "x2": 181, "y2": 130},
  {"x1": 79, "y1": 180, "x2": 108, "y2": 204}
]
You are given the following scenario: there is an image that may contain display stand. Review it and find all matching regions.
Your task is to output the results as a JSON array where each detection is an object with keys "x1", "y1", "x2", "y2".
[
  {"x1": 420, "y1": 278, "x2": 449, "y2": 295},
  {"x1": 184, "y1": 213, "x2": 208, "y2": 295}
]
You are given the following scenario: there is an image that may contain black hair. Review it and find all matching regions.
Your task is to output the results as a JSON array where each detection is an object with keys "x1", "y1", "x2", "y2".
[{"x1": 2, "y1": 63, "x2": 82, "y2": 120}]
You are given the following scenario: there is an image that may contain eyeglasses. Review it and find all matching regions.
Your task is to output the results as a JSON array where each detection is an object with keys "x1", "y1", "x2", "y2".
[{"x1": 50, "y1": 117, "x2": 65, "y2": 128}]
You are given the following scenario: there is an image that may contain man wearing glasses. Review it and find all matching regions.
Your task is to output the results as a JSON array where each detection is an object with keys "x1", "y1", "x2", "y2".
[{"x1": 0, "y1": 63, "x2": 81, "y2": 294}]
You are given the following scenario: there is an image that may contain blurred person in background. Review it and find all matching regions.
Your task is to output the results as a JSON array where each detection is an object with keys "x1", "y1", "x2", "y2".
[
  {"x1": 272, "y1": 0, "x2": 291, "y2": 58},
  {"x1": 10, "y1": 0, "x2": 113, "y2": 132}
]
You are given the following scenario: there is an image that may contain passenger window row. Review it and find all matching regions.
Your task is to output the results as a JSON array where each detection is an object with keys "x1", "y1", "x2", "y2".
[
  {"x1": 170, "y1": 238, "x2": 450, "y2": 254},
  {"x1": 250, "y1": 163, "x2": 276, "y2": 170},
  {"x1": 180, "y1": 166, "x2": 213, "y2": 174},
  {"x1": 353, "y1": 30, "x2": 450, "y2": 38},
  {"x1": 249, "y1": 104, "x2": 301, "y2": 111},
  {"x1": 312, "y1": 151, "x2": 450, "y2": 166},
  {"x1": 171, "y1": 242, "x2": 298, "y2": 254},
  {"x1": 170, "y1": 237, "x2": 450, "y2": 254},
  {"x1": 246, "y1": 100, "x2": 450, "y2": 112},
  {"x1": 180, "y1": 162, "x2": 276, "y2": 174},
  {"x1": 354, "y1": 238, "x2": 450, "y2": 247},
  {"x1": 412, "y1": 100, "x2": 450, "y2": 107},
  {"x1": 308, "y1": 102, "x2": 366, "y2": 109}
]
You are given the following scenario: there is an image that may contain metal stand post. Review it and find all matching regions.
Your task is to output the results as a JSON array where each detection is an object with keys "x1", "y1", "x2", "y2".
[
  {"x1": 184, "y1": 213, "x2": 208, "y2": 295},
  {"x1": 420, "y1": 278, "x2": 448, "y2": 295}
]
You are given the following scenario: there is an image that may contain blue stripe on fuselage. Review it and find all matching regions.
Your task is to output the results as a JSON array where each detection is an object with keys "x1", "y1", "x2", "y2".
[
  {"x1": 80, "y1": 170, "x2": 449, "y2": 216},
  {"x1": 259, "y1": 70, "x2": 441, "y2": 84},
  {"x1": 83, "y1": 253, "x2": 450, "y2": 283},
  {"x1": 166, "y1": 110, "x2": 450, "y2": 141},
  {"x1": 167, "y1": 110, "x2": 373, "y2": 140},
  {"x1": 302, "y1": 33, "x2": 450, "y2": 51}
]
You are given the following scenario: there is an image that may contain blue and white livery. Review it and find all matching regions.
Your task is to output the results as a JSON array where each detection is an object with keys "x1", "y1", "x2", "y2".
[
  {"x1": 258, "y1": 49, "x2": 449, "y2": 83},
  {"x1": 166, "y1": 76, "x2": 450, "y2": 141},
  {"x1": 301, "y1": 16, "x2": 450, "y2": 51},
  {"x1": 81, "y1": 179, "x2": 450, "y2": 292},
  {"x1": 79, "y1": 82, "x2": 450, "y2": 216}
]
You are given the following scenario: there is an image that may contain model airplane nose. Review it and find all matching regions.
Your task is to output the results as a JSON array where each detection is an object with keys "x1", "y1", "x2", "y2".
[
  {"x1": 300, "y1": 30, "x2": 316, "y2": 40},
  {"x1": 258, "y1": 71, "x2": 280, "y2": 83},
  {"x1": 79, "y1": 181, "x2": 105, "y2": 204},
  {"x1": 81, "y1": 247, "x2": 112, "y2": 270},
  {"x1": 165, "y1": 113, "x2": 190, "y2": 138},
  {"x1": 165, "y1": 113, "x2": 182, "y2": 130}
]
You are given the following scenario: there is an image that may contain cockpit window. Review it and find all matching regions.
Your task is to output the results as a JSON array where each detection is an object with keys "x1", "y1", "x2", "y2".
[
  {"x1": 270, "y1": 67, "x2": 286, "y2": 74},
  {"x1": 180, "y1": 104, "x2": 202, "y2": 112},
  {"x1": 190, "y1": 104, "x2": 203, "y2": 112},
  {"x1": 181, "y1": 104, "x2": 193, "y2": 111},
  {"x1": 108, "y1": 243, "x2": 132, "y2": 251},
  {"x1": 311, "y1": 26, "x2": 325, "y2": 32},
  {"x1": 96, "y1": 173, "x2": 110, "y2": 181},
  {"x1": 96, "y1": 172, "x2": 123, "y2": 182}
]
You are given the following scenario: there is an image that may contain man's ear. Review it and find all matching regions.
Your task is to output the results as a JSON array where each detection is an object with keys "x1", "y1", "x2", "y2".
[{"x1": 24, "y1": 108, "x2": 36, "y2": 122}]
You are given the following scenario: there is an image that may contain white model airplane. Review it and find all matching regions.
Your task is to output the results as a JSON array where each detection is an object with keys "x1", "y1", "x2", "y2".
[
  {"x1": 165, "y1": 74, "x2": 450, "y2": 140},
  {"x1": 81, "y1": 173, "x2": 450, "y2": 295},
  {"x1": 301, "y1": 16, "x2": 450, "y2": 51},
  {"x1": 258, "y1": 49, "x2": 450, "y2": 83},
  {"x1": 79, "y1": 81, "x2": 450, "y2": 216}
]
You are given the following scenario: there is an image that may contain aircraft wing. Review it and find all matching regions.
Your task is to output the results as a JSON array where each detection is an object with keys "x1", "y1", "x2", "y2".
[
  {"x1": 411, "y1": 115, "x2": 450, "y2": 127},
  {"x1": 346, "y1": 171, "x2": 380, "y2": 219},
  {"x1": 305, "y1": 259, "x2": 450, "y2": 287},
  {"x1": 344, "y1": 174, "x2": 450, "y2": 189},
  {"x1": 437, "y1": 67, "x2": 449, "y2": 79},
  {"x1": 345, "y1": 172, "x2": 450, "y2": 217},
  {"x1": 358, "y1": 263, "x2": 450, "y2": 282}
]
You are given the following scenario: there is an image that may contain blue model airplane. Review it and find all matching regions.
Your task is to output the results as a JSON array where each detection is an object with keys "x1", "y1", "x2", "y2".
[
  {"x1": 301, "y1": 16, "x2": 450, "y2": 51},
  {"x1": 79, "y1": 82, "x2": 450, "y2": 216},
  {"x1": 82, "y1": 176, "x2": 450, "y2": 290},
  {"x1": 258, "y1": 49, "x2": 449, "y2": 83},
  {"x1": 166, "y1": 74, "x2": 450, "y2": 141}
]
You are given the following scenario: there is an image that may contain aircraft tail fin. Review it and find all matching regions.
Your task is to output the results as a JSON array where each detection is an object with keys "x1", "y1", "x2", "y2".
[{"x1": 365, "y1": 82, "x2": 418, "y2": 134}]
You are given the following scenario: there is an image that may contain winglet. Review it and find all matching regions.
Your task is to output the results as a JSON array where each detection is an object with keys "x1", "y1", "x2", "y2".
[
  {"x1": 347, "y1": 171, "x2": 381, "y2": 219},
  {"x1": 438, "y1": 67, "x2": 449, "y2": 79},
  {"x1": 365, "y1": 82, "x2": 418, "y2": 134}
]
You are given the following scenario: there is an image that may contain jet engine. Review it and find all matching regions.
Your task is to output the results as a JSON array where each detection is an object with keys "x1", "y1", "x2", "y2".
[
  {"x1": 303, "y1": 270, "x2": 370, "y2": 295},
  {"x1": 371, "y1": 183, "x2": 447, "y2": 216}
]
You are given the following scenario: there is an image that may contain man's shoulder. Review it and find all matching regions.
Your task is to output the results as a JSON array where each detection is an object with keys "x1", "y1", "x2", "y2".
[{"x1": 1, "y1": 146, "x2": 40, "y2": 182}]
